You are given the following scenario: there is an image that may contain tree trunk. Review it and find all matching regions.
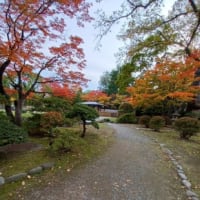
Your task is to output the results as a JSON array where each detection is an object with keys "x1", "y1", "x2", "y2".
[
  {"x1": 5, "y1": 104, "x2": 15, "y2": 122},
  {"x1": 0, "y1": 60, "x2": 14, "y2": 121},
  {"x1": 81, "y1": 120, "x2": 86, "y2": 138},
  {"x1": 14, "y1": 98, "x2": 24, "y2": 126}
]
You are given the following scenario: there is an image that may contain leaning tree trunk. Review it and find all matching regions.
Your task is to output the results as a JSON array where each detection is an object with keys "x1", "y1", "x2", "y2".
[{"x1": 81, "y1": 120, "x2": 86, "y2": 138}]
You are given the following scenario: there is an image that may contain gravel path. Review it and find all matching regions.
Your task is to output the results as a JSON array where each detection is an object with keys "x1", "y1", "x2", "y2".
[{"x1": 22, "y1": 124, "x2": 187, "y2": 200}]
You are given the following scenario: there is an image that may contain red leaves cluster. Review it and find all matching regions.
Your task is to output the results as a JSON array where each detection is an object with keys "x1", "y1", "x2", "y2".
[
  {"x1": 82, "y1": 90, "x2": 110, "y2": 103},
  {"x1": 45, "y1": 82, "x2": 77, "y2": 101}
]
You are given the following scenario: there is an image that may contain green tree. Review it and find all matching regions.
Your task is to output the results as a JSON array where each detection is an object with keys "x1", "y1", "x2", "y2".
[
  {"x1": 116, "y1": 63, "x2": 136, "y2": 94},
  {"x1": 29, "y1": 96, "x2": 72, "y2": 115},
  {"x1": 99, "y1": 69, "x2": 119, "y2": 95},
  {"x1": 96, "y1": 0, "x2": 200, "y2": 62},
  {"x1": 69, "y1": 104, "x2": 99, "y2": 138}
]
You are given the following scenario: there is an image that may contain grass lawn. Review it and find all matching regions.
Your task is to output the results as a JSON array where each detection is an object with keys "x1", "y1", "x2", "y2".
[
  {"x1": 0, "y1": 123, "x2": 114, "y2": 200},
  {"x1": 135, "y1": 124, "x2": 200, "y2": 197}
]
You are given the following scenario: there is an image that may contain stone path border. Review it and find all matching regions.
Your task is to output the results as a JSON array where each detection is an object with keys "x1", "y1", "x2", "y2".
[
  {"x1": 156, "y1": 141, "x2": 199, "y2": 200},
  {"x1": 136, "y1": 127, "x2": 199, "y2": 200},
  {"x1": 0, "y1": 162, "x2": 54, "y2": 186}
]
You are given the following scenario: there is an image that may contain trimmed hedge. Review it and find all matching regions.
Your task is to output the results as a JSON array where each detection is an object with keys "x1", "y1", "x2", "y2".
[
  {"x1": 149, "y1": 116, "x2": 165, "y2": 132},
  {"x1": 139, "y1": 115, "x2": 151, "y2": 128},
  {"x1": 116, "y1": 113, "x2": 137, "y2": 124},
  {"x1": 174, "y1": 117, "x2": 199, "y2": 139}
]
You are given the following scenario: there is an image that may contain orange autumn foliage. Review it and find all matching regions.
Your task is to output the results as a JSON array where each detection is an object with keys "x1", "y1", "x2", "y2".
[
  {"x1": 127, "y1": 55, "x2": 200, "y2": 108},
  {"x1": 82, "y1": 90, "x2": 110, "y2": 104}
]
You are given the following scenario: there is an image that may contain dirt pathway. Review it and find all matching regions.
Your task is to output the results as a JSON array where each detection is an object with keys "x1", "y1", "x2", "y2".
[{"x1": 22, "y1": 124, "x2": 187, "y2": 200}]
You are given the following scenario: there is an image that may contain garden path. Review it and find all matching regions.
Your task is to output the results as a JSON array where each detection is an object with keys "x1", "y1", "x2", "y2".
[{"x1": 22, "y1": 124, "x2": 187, "y2": 200}]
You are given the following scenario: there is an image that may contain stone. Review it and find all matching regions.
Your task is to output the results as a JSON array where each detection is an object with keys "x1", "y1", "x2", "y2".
[
  {"x1": 182, "y1": 180, "x2": 191, "y2": 189},
  {"x1": 177, "y1": 165, "x2": 183, "y2": 170},
  {"x1": 41, "y1": 162, "x2": 55, "y2": 170},
  {"x1": 6, "y1": 173, "x2": 27, "y2": 183},
  {"x1": 186, "y1": 190, "x2": 198, "y2": 198},
  {"x1": 178, "y1": 172, "x2": 187, "y2": 180},
  {"x1": 160, "y1": 144, "x2": 165, "y2": 147},
  {"x1": 162, "y1": 148, "x2": 173, "y2": 155},
  {"x1": 28, "y1": 166, "x2": 43, "y2": 175},
  {"x1": 0, "y1": 176, "x2": 5, "y2": 185},
  {"x1": 169, "y1": 157, "x2": 175, "y2": 161},
  {"x1": 172, "y1": 160, "x2": 179, "y2": 166},
  {"x1": 177, "y1": 169, "x2": 184, "y2": 174}
]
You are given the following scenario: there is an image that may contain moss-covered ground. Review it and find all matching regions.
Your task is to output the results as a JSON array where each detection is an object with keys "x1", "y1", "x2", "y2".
[{"x1": 0, "y1": 124, "x2": 114, "y2": 200}]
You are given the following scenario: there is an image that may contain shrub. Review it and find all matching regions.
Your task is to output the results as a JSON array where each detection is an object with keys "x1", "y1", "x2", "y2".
[
  {"x1": 149, "y1": 116, "x2": 165, "y2": 132},
  {"x1": 139, "y1": 115, "x2": 151, "y2": 128},
  {"x1": 40, "y1": 111, "x2": 64, "y2": 136},
  {"x1": 24, "y1": 113, "x2": 46, "y2": 137},
  {"x1": 103, "y1": 118, "x2": 112, "y2": 123},
  {"x1": 25, "y1": 112, "x2": 64, "y2": 137},
  {"x1": 161, "y1": 115, "x2": 172, "y2": 125},
  {"x1": 174, "y1": 117, "x2": 199, "y2": 139},
  {"x1": 116, "y1": 113, "x2": 137, "y2": 124},
  {"x1": 186, "y1": 111, "x2": 200, "y2": 120},
  {"x1": 64, "y1": 118, "x2": 75, "y2": 127},
  {"x1": 50, "y1": 128, "x2": 84, "y2": 152},
  {"x1": 118, "y1": 103, "x2": 134, "y2": 116},
  {"x1": 0, "y1": 111, "x2": 8, "y2": 120},
  {"x1": 0, "y1": 117, "x2": 27, "y2": 146}
]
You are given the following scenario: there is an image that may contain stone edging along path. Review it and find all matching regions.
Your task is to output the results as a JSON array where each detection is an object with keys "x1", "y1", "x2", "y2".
[
  {"x1": 136, "y1": 127, "x2": 199, "y2": 200},
  {"x1": 0, "y1": 162, "x2": 55, "y2": 186},
  {"x1": 158, "y1": 142, "x2": 199, "y2": 200}
]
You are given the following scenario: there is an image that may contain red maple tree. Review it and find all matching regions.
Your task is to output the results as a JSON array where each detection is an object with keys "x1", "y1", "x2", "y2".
[{"x1": 0, "y1": 0, "x2": 92, "y2": 125}]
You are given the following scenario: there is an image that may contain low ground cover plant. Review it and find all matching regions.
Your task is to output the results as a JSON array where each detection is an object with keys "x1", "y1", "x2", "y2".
[{"x1": 0, "y1": 112, "x2": 27, "y2": 146}]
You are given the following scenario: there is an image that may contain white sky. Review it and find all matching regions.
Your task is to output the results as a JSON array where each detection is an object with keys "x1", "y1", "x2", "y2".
[{"x1": 69, "y1": 0, "x2": 175, "y2": 91}]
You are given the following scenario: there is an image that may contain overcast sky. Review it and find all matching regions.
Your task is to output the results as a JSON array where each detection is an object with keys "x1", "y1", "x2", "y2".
[
  {"x1": 68, "y1": 0, "x2": 124, "y2": 91},
  {"x1": 71, "y1": 0, "x2": 174, "y2": 91}
]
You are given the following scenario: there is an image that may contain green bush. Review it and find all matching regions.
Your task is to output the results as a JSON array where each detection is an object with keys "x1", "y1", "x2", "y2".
[
  {"x1": 25, "y1": 112, "x2": 64, "y2": 137},
  {"x1": 118, "y1": 102, "x2": 134, "y2": 116},
  {"x1": 64, "y1": 118, "x2": 75, "y2": 127},
  {"x1": 40, "y1": 111, "x2": 64, "y2": 133},
  {"x1": 116, "y1": 113, "x2": 137, "y2": 124},
  {"x1": 50, "y1": 128, "x2": 84, "y2": 152},
  {"x1": 174, "y1": 117, "x2": 199, "y2": 139},
  {"x1": 186, "y1": 111, "x2": 200, "y2": 120},
  {"x1": 139, "y1": 115, "x2": 151, "y2": 128},
  {"x1": 0, "y1": 116, "x2": 27, "y2": 146},
  {"x1": 149, "y1": 116, "x2": 165, "y2": 132},
  {"x1": 103, "y1": 118, "x2": 112, "y2": 123},
  {"x1": 24, "y1": 113, "x2": 46, "y2": 137},
  {"x1": 162, "y1": 115, "x2": 172, "y2": 126}
]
